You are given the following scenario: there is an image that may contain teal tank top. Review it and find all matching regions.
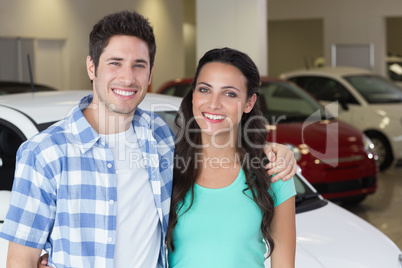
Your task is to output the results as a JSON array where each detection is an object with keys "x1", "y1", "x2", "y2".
[{"x1": 168, "y1": 169, "x2": 296, "y2": 268}]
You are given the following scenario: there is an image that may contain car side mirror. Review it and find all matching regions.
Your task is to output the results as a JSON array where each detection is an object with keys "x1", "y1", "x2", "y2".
[{"x1": 339, "y1": 99, "x2": 349, "y2": 111}]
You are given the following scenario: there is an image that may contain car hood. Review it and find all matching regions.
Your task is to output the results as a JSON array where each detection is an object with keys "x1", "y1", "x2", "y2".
[
  {"x1": 296, "y1": 202, "x2": 401, "y2": 267},
  {"x1": 270, "y1": 119, "x2": 365, "y2": 159}
]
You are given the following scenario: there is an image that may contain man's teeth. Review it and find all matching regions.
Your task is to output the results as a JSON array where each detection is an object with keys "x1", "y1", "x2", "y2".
[
  {"x1": 114, "y1": 89, "x2": 135, "y2": 96},
  {"x1": 203, "y1": 113, "x2": 225, "y2": 120}
]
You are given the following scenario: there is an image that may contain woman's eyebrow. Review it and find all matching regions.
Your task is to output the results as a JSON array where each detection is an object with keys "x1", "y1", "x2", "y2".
[{"x1": 197, "y1": 82, "x2": 240, "y2": 92}]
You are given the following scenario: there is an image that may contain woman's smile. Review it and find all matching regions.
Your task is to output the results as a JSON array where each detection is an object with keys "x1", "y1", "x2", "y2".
[{"x1": 202, "y1": 112, "x2": 227, "y2": 122}]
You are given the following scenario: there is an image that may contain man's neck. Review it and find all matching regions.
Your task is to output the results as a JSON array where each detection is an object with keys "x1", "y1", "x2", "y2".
[{"x1": 83, "y1": 102, "x2": 134, "y2": 135}]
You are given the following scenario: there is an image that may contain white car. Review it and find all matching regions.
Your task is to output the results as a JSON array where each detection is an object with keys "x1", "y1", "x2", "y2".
[
  {"x1": 387, "y1": 56, "x2": 402, "y2": 87},
  {"x1": 0, "y1": 91, "x2": 401, "y2": 267},
  {"x1": 281, "y1": 67, "x2": 402, "y2": 171}
]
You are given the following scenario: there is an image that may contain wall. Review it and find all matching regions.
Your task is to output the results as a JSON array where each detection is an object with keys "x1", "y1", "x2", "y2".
[
  {"x1": 0, "y1": 0, "x2": 184, "y2": 91},
  {"x1": 183, "y1": 0, "x2": 196, "y2": 77},
  {"x1": 386, "y1": 17, "x2": 402, "y2": 56},
  {"x1": 268, "y1": 19, "x2": 323, "y2": 77},
  {"x1": 268, "y1": 0, "x2": 402, "y2": 76}
]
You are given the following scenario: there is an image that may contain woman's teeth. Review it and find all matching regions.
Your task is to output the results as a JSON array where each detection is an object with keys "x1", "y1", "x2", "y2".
[{"x1": 203, "y1": 113, "x2": 226, "y2": 120}]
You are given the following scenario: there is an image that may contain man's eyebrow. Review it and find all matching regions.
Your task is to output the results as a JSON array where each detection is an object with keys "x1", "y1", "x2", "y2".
[
  {"x1": 197, "y1": 81, "x2": 240, "y2": 92},
  {"x1": 106, "y1": 57, "x2": 149, "y2": 65},
  {"x1": 134, "y1": 59, "x2": 149, "y2": 65},
  {"x1": 106, "y1": 57, "x2": 124, "y2": 61}
]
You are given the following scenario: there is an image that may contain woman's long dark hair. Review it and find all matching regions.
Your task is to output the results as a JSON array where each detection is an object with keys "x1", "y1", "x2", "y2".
[{"x1": 166, "y1": 47, "x2": 275, "y2": 256}]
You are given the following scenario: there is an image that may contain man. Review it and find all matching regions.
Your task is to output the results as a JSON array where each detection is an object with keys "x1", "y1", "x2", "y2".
[{"x1": 1, "y1": 10, "x2": 296, "y2": 268}]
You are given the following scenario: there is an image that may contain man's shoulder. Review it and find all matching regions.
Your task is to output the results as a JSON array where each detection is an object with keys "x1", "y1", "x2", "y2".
[
  {"x1": 135, "y1": 108, "x2": 175, "y2": 142},
  {"x1": 18, "y1": 109, "x2": 79, "y2": 157}
]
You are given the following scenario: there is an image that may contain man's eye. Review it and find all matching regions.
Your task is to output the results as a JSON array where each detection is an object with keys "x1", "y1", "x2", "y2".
[
  {"x1": 110, "y1": 62, "x2": 120, "y2": 66},
  {"x1": 135, "y1": 64, "x2": 145, "y2": 68}
]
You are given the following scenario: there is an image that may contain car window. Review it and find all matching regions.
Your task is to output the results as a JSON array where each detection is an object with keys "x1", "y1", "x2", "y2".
[
  {"x1": 0, "y1": 126, "x2": 23, "y2": 191},
  {"x1": 259, "y1": 81, "x2": 331, "y2": 123},
  {"x1": 343, "y1": 75, "x2": 402, "y2": 104},
  {"x1": 387, "y1": 61, "x2": 402, "y2": 82},
  {"x1": 294, "y1": 173, "x2": 314, "y2": 195},
  {"x1": 293, "y1": 172, "x2": 327, "y2": 213},
  {"x1": 161, "y1": 84, "x2": 191, "y2": 97},
  {"x1": 289, "y1": 76, "x2": 359, "y2": 104}
]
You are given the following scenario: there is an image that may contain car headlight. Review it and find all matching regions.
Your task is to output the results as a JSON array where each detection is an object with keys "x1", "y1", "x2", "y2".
[
  {"x1": 362, "y1": 134, "x2": 377, "y2": 160},
  {"x1": 284, "y1": 143, "x2": 302, "y2": 161}
]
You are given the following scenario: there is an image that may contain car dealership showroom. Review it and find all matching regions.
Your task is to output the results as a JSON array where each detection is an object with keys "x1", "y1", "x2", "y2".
[{"x1": 0, "y1": 0, "x2": 401, "y2": 267}]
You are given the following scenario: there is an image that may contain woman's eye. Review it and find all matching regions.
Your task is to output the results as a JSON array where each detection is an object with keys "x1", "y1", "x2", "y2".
[
  {"x1": 198, "y1": 87, "x2": 209, "y2": 93},
  {"x1": 226, "y1": 91, "x2": 237, "y2": 98}
]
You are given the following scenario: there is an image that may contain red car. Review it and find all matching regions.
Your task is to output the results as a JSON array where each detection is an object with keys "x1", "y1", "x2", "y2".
[{"x1": 157, "y1": 77, "x2": 378, "y2": 203}]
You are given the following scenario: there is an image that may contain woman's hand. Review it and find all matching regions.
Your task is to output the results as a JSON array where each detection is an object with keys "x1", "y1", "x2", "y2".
[
  {"x1": 38, "y1": 253, "x2": 50, "y2": 268},
  {"x1": 264, "y1": 143, "x2": 297, "y2": 182}
]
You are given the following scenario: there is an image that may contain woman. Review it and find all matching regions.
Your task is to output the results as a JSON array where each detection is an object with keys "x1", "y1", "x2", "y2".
[{"x1": 166, "y1": 48, "x2": 296, "y2": 267}]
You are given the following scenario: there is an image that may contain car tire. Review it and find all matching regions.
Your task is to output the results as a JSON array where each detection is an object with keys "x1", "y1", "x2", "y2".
[{"x1": 366, "y1": 131, "x2": 393, "y2": 171}]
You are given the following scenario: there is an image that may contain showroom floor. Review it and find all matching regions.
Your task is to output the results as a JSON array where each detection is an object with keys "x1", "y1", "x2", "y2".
[{"x1": 341, "y1": 165, "x2": 402, "y2": 250}]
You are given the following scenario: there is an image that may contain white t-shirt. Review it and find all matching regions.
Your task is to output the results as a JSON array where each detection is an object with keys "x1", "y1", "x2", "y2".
[{"x1": 101, "y1": 125, "x2": 161, "y2": 268}]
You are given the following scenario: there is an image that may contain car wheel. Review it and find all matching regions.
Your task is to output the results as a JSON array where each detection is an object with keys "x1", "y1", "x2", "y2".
[{"x1": 366, "y1": 131, "x2": 393, "y2": 171}]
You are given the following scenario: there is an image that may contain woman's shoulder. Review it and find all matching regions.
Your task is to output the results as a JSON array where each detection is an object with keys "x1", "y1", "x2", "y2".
[{"x1": 270, "y1": 176, "x2": 296, "y2": 207}]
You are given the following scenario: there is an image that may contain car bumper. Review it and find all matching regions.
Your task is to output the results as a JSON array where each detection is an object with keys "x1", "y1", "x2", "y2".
[{"x1": 299, "y1": 154, "x2": 378, "y2": 200}]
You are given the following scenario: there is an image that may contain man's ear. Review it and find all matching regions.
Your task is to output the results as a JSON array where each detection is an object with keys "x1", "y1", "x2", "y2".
[
  {"x1": 244, "y1": 93, "x2": 257, "y2": 113},
  {"x1": 86, "y1": 56, "x2": 95, "y2": 80}
]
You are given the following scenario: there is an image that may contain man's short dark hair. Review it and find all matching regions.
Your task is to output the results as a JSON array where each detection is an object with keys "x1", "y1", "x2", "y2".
[{"x1": 89, "y1": 10, "x2": 156, "y2": 74}]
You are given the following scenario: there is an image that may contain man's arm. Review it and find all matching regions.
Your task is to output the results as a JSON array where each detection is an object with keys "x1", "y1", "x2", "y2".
[
  {"x1": 264, "y1": 143, "x2": 297, "y2": 182},
  {"x1": 7, "y1": 241, "x2": 42, "y2": 268}
]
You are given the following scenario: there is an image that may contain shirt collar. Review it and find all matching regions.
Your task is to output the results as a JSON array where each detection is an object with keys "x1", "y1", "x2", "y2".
[{"x1": 64, "y1": 94, "x2": 151, "y2": 153}]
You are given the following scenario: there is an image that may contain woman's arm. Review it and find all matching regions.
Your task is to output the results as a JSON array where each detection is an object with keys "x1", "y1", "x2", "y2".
[
  {"x1": 7, "y1": 242, "x2": 42, "y2": 268},
  {"x1": 270, "y1": 196, "x2": 296, "y2": 268}
]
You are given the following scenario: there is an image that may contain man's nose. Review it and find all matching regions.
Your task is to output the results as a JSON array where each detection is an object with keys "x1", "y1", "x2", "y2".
[{"x1": 118, "y1": 66, "x2": 134, "y2": 85}]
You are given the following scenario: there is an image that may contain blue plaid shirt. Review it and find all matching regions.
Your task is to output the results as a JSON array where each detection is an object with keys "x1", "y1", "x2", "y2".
[{"x1": 0, "y1": 95, "x2": 175, "y2": 268}]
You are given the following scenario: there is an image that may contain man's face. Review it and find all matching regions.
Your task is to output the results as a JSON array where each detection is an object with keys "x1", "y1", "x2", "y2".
[{"x1": 86, "y1": 35, "x2": 153, "y2": 118}]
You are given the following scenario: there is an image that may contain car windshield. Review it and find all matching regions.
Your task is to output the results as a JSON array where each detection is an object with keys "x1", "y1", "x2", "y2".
[
  {"x1": 259, "y1": 81, "x2": 332, "y2": 123},
  {"x1": 343, "y1": 75, "x2": 402, "y2": 104}
]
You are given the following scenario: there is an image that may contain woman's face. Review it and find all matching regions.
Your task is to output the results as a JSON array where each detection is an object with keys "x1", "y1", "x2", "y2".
[{"x1": 192, "y1": 62, "x2": 256, "y2": 142}]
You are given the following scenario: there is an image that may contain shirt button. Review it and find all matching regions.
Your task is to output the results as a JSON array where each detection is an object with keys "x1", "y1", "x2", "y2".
[
  {"x1": 107, "y1": 237, "x2": 112, "y2": 243},
  {"x1": 101, "y1": 141, "x2": 106, "y2": 146},
  {"x1": 109, "y1": 200, "x2": 114, "y2": 205},
  {"x1": 107, "y1": 163, "x2": 112, "y2": 168}
]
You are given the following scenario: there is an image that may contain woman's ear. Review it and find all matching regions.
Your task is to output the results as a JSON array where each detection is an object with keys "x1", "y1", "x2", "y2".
[{"x1": 244, "y1": 93, "x2": 257, "y2": 113}]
